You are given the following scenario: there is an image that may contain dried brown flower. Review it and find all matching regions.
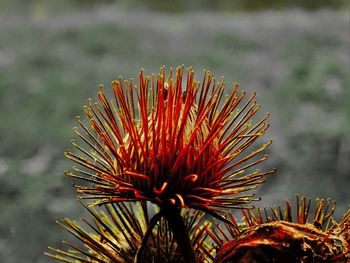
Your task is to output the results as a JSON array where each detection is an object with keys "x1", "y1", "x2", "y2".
[{"x1": 205, "y1": 195, "x2": 350, "y2": 262}]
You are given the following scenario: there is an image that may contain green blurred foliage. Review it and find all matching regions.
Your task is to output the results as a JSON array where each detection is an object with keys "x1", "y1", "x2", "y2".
[
  {"x1": 0, "y1": 0, "x2": 347, "y2": 15},
  {"x1": 138, "y1": 0, "x2": 347, "y2": 12}
]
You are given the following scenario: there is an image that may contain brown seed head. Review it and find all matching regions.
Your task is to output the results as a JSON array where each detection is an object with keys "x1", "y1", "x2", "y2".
[{"x1": 205, "y1": 195, "x2": 350, "y2": 262}]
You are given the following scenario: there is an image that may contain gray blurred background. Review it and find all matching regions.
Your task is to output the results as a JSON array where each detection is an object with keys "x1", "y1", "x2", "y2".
[{"x1": 0, "y1": 0, "x2": 349, "y2": 262}]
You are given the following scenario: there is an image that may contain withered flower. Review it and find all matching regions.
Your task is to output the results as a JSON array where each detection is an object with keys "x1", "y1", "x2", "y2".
[
  {"x1": 46, "y1": 202, "x2": 210, "y2": 263},
  {"x1": 206, "y1": 195, "x2": 350, "y2": 262},
  {"x1": 66, "y1": 66, "x2": 273, "y2": 212}
]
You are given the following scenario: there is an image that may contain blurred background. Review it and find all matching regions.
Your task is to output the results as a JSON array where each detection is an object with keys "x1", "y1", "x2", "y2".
[{"x1": 0, "y1": 0, "x2": 349, "y2": 262}]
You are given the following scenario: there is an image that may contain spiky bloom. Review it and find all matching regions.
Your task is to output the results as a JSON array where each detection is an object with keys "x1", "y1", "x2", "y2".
[
  {"x1": 204, "y1": 196, "x2": 350, "y2": 262},
  {"x1": 46, "y1": 202, "x2": 210, "y2": 262},
  {"x1": 65, "y1": 66, "x2": 273, "y2": 214}
]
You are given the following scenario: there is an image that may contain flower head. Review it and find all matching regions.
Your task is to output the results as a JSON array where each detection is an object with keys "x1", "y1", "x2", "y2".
[
  {"x1": 205, "y1": 195, "x2": 350, "y2": 262},
  {"x1": 66, "y1": 66, "x2": 274, "y2": 213}
]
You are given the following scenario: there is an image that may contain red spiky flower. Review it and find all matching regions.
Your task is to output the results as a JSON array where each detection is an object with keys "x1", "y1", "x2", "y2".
[
  {"x1": 66, "y1": 66, "x2": 273, "y2": 213},
  {"x1": 65, "y1": 66, "x2": 274, "y2": 261}
]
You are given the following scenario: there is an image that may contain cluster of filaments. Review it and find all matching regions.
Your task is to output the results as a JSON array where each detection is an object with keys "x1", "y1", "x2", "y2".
[
  {"x1": 65, "y1": 66, "x2": 274, "y2": 212},
  {"x1": 46, "y1": 67, "x2": 350, "y2": 263},
  {"x1": 46, "y1": 202, "x2": 210, "y2": 262}
]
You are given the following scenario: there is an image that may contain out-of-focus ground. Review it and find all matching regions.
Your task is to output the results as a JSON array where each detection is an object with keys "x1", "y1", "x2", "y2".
[{"x1": 0, "y1": 1, "x2": 349, "y2": 262}]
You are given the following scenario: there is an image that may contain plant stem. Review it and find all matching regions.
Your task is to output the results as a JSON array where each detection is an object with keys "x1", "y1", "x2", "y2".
[
  {"x1": 134, "y1": 211, "x2": 163, "y2": 263},
  {"x1": 162, "y1": 205, "x2": 197, "y2": 263}
]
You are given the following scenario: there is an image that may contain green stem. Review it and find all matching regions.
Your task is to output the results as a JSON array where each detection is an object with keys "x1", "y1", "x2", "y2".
[{"x1": 162, "y1": 205, "x2": 197, "y2": 263}]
